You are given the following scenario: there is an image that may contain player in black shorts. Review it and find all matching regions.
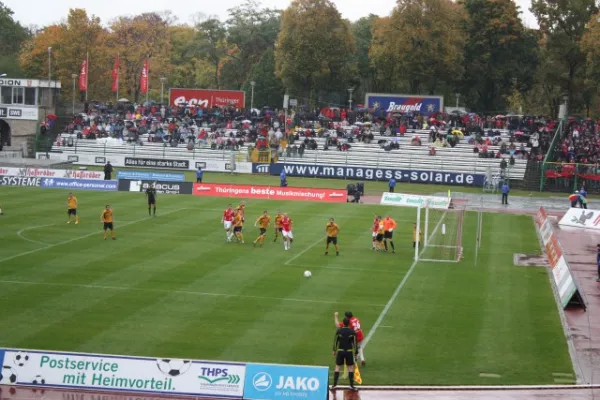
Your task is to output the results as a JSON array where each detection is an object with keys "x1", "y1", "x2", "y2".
[
  {"x1": 146, "y1": 183, "x2": 157, "y2": 217},
  {"x1": 331, "y1": 318, "x2": 357, "y2": 391}
]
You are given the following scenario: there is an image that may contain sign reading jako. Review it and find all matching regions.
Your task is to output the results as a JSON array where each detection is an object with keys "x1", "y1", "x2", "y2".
[{"x1": 193, "y1": 183, "x2": 347, "y2": 202}]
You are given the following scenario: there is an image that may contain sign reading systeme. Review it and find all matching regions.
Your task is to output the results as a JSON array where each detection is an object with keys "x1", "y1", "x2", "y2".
[
  {"x1": 269, "y1": 163, "x2": 484, "y2": 186},
  {"x1": 117, "y1": 170, "x2": 185, "y2": 182},
  {"x1": 0, "y1": 348, "x2": 246, "y2": 398},
  {"x1": 243, "y1": 363, "x2": 329, "y2": 400},
  {"x1": 40, "y1": 178, "x2": 117, "y2": 191}
]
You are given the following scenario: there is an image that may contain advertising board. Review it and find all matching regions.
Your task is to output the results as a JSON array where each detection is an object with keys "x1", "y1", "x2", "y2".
[
  {"x1": 535, "y1": 207, "x2": 585, "y2": 309},
  {"x1": 117, "y1": 170, "x2": 185, "y2": 182},
  {"x1": 0, "y1": 348, "x2": 246, "y2": 398},
  {"x1": 0, "y1": 175, "x2": 40, "y2": 187},
  {"x1": 269, "y1": 163, "x2": 484, "y2": 186},
  {"x1": 0, "y1": 106, "x2": 39, "y2": 121},
  {"x1": 243, "y1": 363, "x2": 328, "y2": 400},
  {"x1": 365, "y1": 93, "x2": 443, "y2": 116},
  {"x1": 380, "y1": 192, "x2": 450, "y2": 209},
  {"x1": 124, "y1": 157, "x2": 189, "y2": 170},
  {"x1": 118, "y1": 179, "x2": 193, "y2": 195},
  {"x1": 40, "y1": 178, "x2": 117, "y2": 191},
  {"x1": 558, "y1": 207, "x2": 600, "y2": 231},
  {"x1": 169, "y1": 88, "x2": 245, "y2": 109},
  {"x1": 193, "y1": 183, "x2": 346, "y2": 202},
  {"x1": 0, "y1": 167, "x2": 104, "y2": 180}
]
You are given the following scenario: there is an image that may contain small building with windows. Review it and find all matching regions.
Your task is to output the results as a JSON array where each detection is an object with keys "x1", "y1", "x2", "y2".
[{"x1": 0, "y1": 77, "x2": 61, "y2": 154}]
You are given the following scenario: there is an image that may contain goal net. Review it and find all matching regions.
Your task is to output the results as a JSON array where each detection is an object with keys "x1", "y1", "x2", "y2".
[{"x1": 415, "y1": 201, "x2": 465, "y2": 263}]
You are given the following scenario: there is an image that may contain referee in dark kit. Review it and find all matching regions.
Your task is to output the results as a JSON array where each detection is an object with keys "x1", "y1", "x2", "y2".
[{"x1": 331, "y1": 317, "x2": 358, "y2": 391}]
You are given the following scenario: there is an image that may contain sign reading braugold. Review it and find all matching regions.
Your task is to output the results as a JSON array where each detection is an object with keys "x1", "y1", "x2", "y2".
[
  {"x1": 380, "y1": 192, "x2": 450, "y2": 210},
  {"x1": 0, "y1": 349, "x2": 245, "y2": 398}
]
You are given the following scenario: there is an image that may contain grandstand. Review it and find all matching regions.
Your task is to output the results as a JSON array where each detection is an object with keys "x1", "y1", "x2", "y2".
[{"x1": 46, "y1": 128, "x2": 527, "y2": 181}]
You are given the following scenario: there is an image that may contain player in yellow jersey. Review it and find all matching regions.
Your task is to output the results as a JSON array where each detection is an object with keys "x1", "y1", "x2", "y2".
[
  {"x1": 413, "y1": 223, "x2": 422, "y2": 248},
  {"x1": 67, "y1": 192, "x2": 79, "y2": 224},
  {"x1": 235, "y1": 201, "x2": 246, "y2": 222},
  {"x1": 273, "y1": 210, "x2": 283, "y2": 242},
  {"x1": 101, "y1": 205, "x2": 115, "y2": 240},
  {"x1": 253, "y1": 211, "x2": 271, "y2": 247},
  {"x1": 324, "y1": 218, "x2": 340, "y2": 256},
  {"x1": 375, "y1": 220, "x2": 385, "y2": 251},
  {"x1": 232, "y1": 210, "x2": 244, "y2": 243}
]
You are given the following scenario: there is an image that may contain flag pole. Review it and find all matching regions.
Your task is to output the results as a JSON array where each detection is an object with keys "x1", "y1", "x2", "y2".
[
  {"x1": 85, "y1": 51, "x2": 89, "y2": 101},
  {"x1": 145, "y1": 56, "x2": 149, "y2": 104}
]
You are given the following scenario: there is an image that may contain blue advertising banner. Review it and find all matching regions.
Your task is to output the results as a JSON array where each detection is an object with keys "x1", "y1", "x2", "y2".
[
  {"x1": 252, "y1": 163, "x2": 271, "y2": 174},
  {"x1": 269, "y1": 163, "x2": 484, "y2": 186},
  {"x1": 365, "y1": 92, "x2": 443, "y2": 115},
  {"x1": 117, "y1": 170, "x2": 185, "y2": 182},
  {"x1": 40, "y1": 178, "x2": 118, "y2": 191},
  {"x1": 243, "y1": 363, "x2": 329, "y2": 400}
]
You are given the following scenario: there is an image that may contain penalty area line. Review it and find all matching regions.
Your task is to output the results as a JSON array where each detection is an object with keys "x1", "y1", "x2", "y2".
[
  {"x1": 284, "y1": 236, "x2": 325, "y2": 265},
  {"x1": 0, "y1": 280, "x2": 387, "y2": 308},
  {"x1": 0, "y1": 208, "x2": 187, "y2": 265}
]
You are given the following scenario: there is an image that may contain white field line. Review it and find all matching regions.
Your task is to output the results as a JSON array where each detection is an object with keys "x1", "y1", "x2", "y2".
[
  {"x1": 16, "y1": 224, "x2": 54, "y2": 246},
  {"x1": 0, "y1": 279, "x2": 386, "y2": 307},
  {"x1": 0, "y1": 208, "x2": 187, "y2": 264},
  {"x1": 362, "y1": 208, "x2": 447, "y2": 350},
  {"x1": 284, "y1": 236, "x2": 325, "y2": 265},
  {"x1": 287, "y1": 263, "x2": 401, "y2": 274}
]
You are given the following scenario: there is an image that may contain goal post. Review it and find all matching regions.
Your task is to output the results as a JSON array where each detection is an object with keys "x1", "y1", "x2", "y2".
[{"x1": 415, "y1": 200, "x2": 465, "y2": 263}]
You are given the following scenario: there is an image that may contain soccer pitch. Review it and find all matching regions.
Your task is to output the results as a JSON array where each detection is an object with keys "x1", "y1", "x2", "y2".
[{"x1": 0, "y1": 186, "x2": 573, "y2": 385}]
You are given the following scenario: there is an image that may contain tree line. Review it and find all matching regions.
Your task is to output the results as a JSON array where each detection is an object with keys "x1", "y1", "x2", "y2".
[{"x1": 2, "y1": 0, "x2": 600, "y2": 117}]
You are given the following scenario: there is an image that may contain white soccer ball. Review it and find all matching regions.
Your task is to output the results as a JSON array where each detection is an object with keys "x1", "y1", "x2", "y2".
[{"x1": 304, "y1": 270, "x2": 312, "y2": 278}]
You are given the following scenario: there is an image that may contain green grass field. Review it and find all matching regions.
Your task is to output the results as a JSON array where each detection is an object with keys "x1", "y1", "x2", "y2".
[{"x1": 0, "y1": 186, "x2": 573, "y2": 385}]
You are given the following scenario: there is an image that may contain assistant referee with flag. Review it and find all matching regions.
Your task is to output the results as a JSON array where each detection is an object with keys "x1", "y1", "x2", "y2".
[{"x1": 332, "y1": 318, "x2": 358, "y2": 391}]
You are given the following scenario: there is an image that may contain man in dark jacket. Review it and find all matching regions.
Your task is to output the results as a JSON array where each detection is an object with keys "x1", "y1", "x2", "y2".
[{"x1": 104, "y1": 161, "x2": 113, "y2": 180}]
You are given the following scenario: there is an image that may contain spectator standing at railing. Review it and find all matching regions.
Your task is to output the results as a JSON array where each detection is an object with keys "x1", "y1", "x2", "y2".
[
  {"x1": 104, "y1": 161, "x2": 113, "y2": 180},
  {"x1": 196, "y1": 167, "x2": 203, "y2": 183}
]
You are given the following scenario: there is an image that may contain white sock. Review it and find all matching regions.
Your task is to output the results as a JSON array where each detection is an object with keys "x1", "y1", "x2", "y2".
[
  {"x1": 358, "y1": 346, "x2": 365, "y2": 362},
  {"x1": 284, "y1": 241, "x2": 288, "y2": 250}
]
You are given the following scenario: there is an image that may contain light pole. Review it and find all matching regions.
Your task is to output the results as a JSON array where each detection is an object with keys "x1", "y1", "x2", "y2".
[
  {"x1": 159, "y1": 76, "x2": 167, "y2": 105},
  {"x1": 250, "y1": 81, "x2": 256, "y2": 110},
  {"x1": 47, "y1": 47, "x2": 52, "y2": 83},
  {"x1": 455, "y1": 93, "x2": 460, "y2": 108},
  {"x1": 71, "y1": 74, "x2": 78, "y2": 115},
  {"x1": 347, "y1": 87, "x2": 354, "y2": 109}
]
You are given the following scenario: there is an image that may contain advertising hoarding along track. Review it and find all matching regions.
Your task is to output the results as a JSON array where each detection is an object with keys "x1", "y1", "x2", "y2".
[
  {"x1": 118, "y1": 179, "x2": 193, "y2": 195},
  {"x1": 193, "y1": 183, "x2": 346, "y2": 202},
  {"x1": 40, "y1": 178, "x2": 117, "y2": 191},
  {"x1": 380, "y1": 192, "x2": 450, "y2": 209},
  {"x1": 558, "y1": 207, "x2": 600, "y2": 231}
]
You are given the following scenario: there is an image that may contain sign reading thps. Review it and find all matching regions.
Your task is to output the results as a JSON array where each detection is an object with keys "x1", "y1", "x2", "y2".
[{"x1": 124, "y1": 158, "x2": 189, "y2": 170}]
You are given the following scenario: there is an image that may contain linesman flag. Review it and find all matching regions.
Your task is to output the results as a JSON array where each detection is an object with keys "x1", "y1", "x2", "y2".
[
  {"x1": 343, "y1": 362, "x2": 362, "y2": 384},
  {"x1": 140, "y1": 58, "x2": 149, "y2": 94},
  {"x1": 111, "y1": 55, "x2": 119, "y2": 93}
]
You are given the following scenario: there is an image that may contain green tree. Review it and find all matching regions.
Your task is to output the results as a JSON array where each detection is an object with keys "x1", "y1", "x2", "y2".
[
  {"x1": 242, "y1": 48, "x2": 285, "y2": 109},
  {"x1": 351, "y1": 14, "x2": 377, "y2": 102},
  {"x1": 531, "y1": 0, "x2": 597, "y2": 110},
  {"x1": 168, "y1": 25, "x2": 217, "y2": 90},
  {"x1": 462, "y1": 0, "x2": 540, "y2": 112},
  {"x1": 275, "y1": 0, "x2": 356, "y2": 106},
  {"x1": 0, "y1": 1, "x2": 30, "y2": 76},
  {"x1": 193, "y1": 18, "x2": 228, "y2": 89}
]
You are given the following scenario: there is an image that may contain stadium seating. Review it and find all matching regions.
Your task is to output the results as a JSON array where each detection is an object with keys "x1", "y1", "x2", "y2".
[{"x1": 49, "y1": 128, "x2": 526, "y2": 180}]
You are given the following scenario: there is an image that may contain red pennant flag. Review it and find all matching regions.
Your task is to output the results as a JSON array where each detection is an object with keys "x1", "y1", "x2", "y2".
[
  {"x1": 140, "y1": 59, "x2": 149, "y2": 94},
  {"x1": 111, "y1": 55, "x2": 120, "y2": 93},
  {"x1": 78, "y1": 57, "x2": 88, "y2": 92}
]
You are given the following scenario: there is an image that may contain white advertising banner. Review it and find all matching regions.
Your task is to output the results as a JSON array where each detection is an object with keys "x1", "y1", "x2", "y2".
[
  {"x1": 535, "y1": 207, "x2": 584, "y2": 309},
  {"x1": 36, "y1": 153, "x2": 253, "y2": 174},
  {"x1": 0, "y1": 166, "x2": 104, "y2": 180},
  {"x1": 558, "y1": 207, "x2": 600, "y2": 230},
  {"x1": 380, "y1": 192, "x2": 450, "y2": 210},
  {"x1": 0, "y1": 348, "x2": 246, "y2": 398},
  {"x1": 0, "y1": 106, "x2": 39, "y2": 121}
]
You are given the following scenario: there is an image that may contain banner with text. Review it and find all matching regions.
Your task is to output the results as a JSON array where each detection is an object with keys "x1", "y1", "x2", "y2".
[
  {"x1": 558, "y1": 207, "x2": 600, "y2": 231},
  {"x1": 117, "y1": 170, "x2": 185, "y2": 182},
  {"x1": 269, "y1": 163, "x2": 484, "y2": 186},
  {"x1": 118, "y1": 179, "x2": 193, "y2": 195},
  {"x1": 40, "y1": 178, "x2": 117, "y2": 191},
  {"x1": 0, "y1": 176, "x2": 41, "y2": 187},
  {"x1": 193, "y1": 183, "x2": 346, "y2": 202},
  {"x1": 380, "y1": 192, "x2": 450, "y2": 209},
  {"x1": 243, "y1": 363, "x2": 328, "y2": 400},
  {"x1": 0, "y1": 348, "x2": 245, "y2": 398},
  {"x1": 535, "y1": 207, "x2": 584, "y2": 309},
  {"x1": 35, "y1": 153, "x2": 253, "y2": 174},
  {"x1": 0, "y1": 167, "x2": 104, "y2": 180}
]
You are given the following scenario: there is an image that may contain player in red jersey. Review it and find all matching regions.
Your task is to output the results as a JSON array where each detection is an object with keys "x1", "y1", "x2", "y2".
[
  {"x1": 371, "y1": 216, "x2": 381, "y2": 250},
  {"x1": 334, "y1": 311, "x2": 366, "y2": 366},
  {"x1": 281, "y1": 213, "x2": 293, "y2": 250},
  {"x1": 221, "y1": 204, "x2": 235, "y2": 242}
]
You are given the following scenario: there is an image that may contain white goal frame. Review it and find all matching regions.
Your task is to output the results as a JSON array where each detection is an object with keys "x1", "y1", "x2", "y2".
[{"x1": 415, "y1": 200, "x2": 465, "y2": 263}]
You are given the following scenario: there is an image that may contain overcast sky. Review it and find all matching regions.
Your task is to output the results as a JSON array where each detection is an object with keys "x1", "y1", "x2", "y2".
[{"x1": 5, "y1": 0, "x2": 538, "y2": 29}]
